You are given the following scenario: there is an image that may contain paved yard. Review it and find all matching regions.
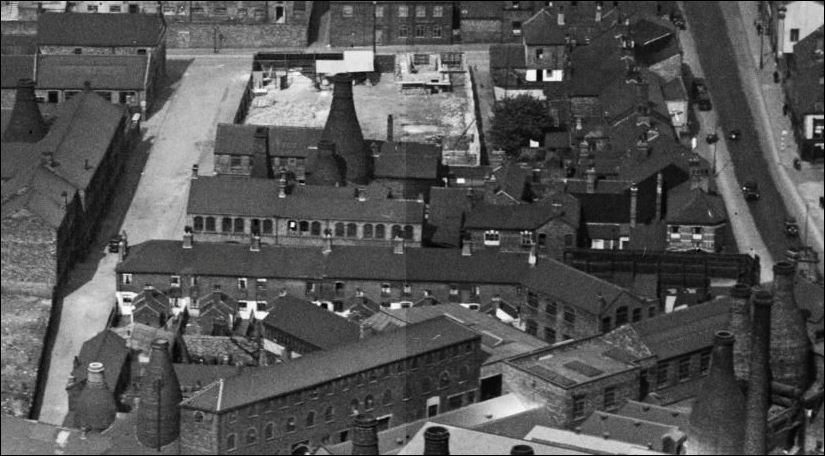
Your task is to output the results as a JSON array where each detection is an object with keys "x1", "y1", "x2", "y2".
[{"x1": 37, "y1": 55, "x2": 252, "y2": 425}]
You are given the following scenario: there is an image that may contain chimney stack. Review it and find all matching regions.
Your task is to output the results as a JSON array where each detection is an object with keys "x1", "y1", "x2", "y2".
[
  {"x1": 511, "y1": 444, "x2": 535, "y2": 455},
  {"x1": 393, "y1": 236, "x2": 405, "y2": 255},
  {"x1": 3, "y1": 78, "x2": 48, "y2": 143},
  {"x1": 322, "y1": 230, "x2": 333, "y2": 255},
  {"x1": 351, "y1": 413, "x2": 379, "y2": 455},
  {"x1": 655, "y1": 172, "x2": 663, "y2": 221},
  {"x1": 557, "y1": 6, "x2": 565, "y2": 26},
  {"x1": 629, "y1": 185, "x2": 638, "y2": 228},
  {"x1": 136, "y1": 339, "x2": 182, "y2": 449},
  {"x1": 770, "y1": 261, "x2": 810, "y2": 392},
  {"x1": 423, "y1": 426, "x2": 450, "y2": 455},
  {"x1": 635, "y1": 135, "x2": 650, "y2": 161},
  {"x1": 322, "y1": 73, "x2": 370, "y2": 185},
  {"x1": 743, "y1": 290, "x2": 772, "y2": 455},
  {"x1": 687, "y1": 331, "x2": 746, "y2": 455},
  {"x1": 585, "y1": 166, "x2": 597, "y2": 193},
  {"x1": 528, "y1": 243, "x2": 537, "y2": 267},
  {"x1": 461, "y1": 238, "x2": 472, "y2": 256},
  {"x1": 77, "y1": 362, "x2": 117, "y2": 431},
  {"x1": 278, "y1": 172, "x2": 287, "y2": 198},
  {"x1": 252, "y1": 126, "x2": 272, "y2": 179},
  {"x1": 183, "y1": 227, "x2": 194, "y2": 249},
  {"x1": 250, "y1": 234, "x2": 261, "y2": 252},
  {"x1": 595, "y1": 2, "x2": 603, "y2": 22},
  {"x1": 306, "y1": 140, "x2": 344, "y2": 186},
  {"x1": 688, "y1": 154, "x2": 707, "y2": 191},
  {"x1": 191, "y1": 164, "x2": 199, "y2": 179},
  {"x1": 118, "y1": 236, "x2": 128, "y2": 262},
  {"x1": 387, "y1": 114, "x2": 394, "y2": 142},
  {"x1": 729, "y1": 283, "x2": 752, "y2": 390}
]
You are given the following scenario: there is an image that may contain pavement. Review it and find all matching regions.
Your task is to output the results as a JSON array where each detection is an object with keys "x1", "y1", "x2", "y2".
[
  {"x1": 677, "y1": 2, "x2": 775, "y2": 284},
  {"x1": 36, "y1": 56, "x2": 252, "y2": 426},
  {"x1": 731, "y1": 1, "x2": 824, "y2": 276}
]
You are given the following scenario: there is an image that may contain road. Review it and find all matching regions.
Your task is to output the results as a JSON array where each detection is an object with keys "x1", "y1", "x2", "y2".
[
  {"x1": 683, "y1": 1, "x2": 802, "y2": 270},
  {"x1": 37, "y1": 55, "x2": 252, "y2": 425}
]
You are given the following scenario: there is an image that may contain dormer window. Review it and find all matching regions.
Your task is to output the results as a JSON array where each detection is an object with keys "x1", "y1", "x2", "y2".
[
  {"x1": 483, "y1": 230, "x2": 501, "y2": 246},
  {"x1": 521, "y1": 231, "x2": 534, "y2": 247},
  {"x1": 170, "y1": 275, "x2": 181, "y2": 287},
  {"x1": 381, "y1": 283, "x2": 391, "y2": 297},
  {"x1": 238, "y1": 278, "x2": 248, "y2": 289},
  {"x1": 402, "y1": 284, "x2": 412, "y2": 296}
]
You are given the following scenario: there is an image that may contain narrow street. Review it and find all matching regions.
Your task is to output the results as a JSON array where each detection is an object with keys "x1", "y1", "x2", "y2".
[{"x1": 37, "y1": 55, "x2": 252, "y2": 425}]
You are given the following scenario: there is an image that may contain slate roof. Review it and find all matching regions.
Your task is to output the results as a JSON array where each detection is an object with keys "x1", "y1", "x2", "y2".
[
  {"x1": 631, "y1": 299, "x2": 731, "y2": 360},
  {"x1": 174, "y1": 364, "x2": 242, "y2": 390},
  {"x1": 789, "y1": 26, "x2": 825, "y2": 116},
  {"x1": 198, "y1": 291, "x2": 239, "y2": 316},
  {"x1": 523, "y1": 9, "x2": 569, "y2": 45},
  {"x1": 399, "y1": 423, "x2": 589, "y2": 455},
  {"x1": 269, "y1": 126, "x2": 323, "y2": 158},
  {"x1": 666, "y1": 184, "x2": 727, "y2": 225},
  {"x1": 180, "y1": 317, "x2": 480, "y2": 412},
  {"x1": 580, "y1": 410, "x2": 681, "y2": 452},
  {"x1": 374, "y1": 141, "x2": 441, "y2": 180},
  {"x1": 37, "y1": 12, "x2": 164, "y2": 47},
  {"x1": 116, "y1": 240, "x2": 533, "y2": 285},
  {"x1": 523, "y1": 425, "x2": 665, "y2": 455},
  {"x1": 489, "y1": 44, "x2": 526, "y2": 69},
  {"x1": 187, "y1": 175, "x2": 424, "y2": 224},
  {"x1": 0, "y1": 55, "x2": 35, "y2": 88},
  {"x1": 263, "y1": 295, "x2": 361, "y2": 351},
  {"x1": 427, "y1": 187, "x2": 475, "y2": 247},
  {"x1": 36, "y1": 54, "x2": 149, "y2": 90},
  {"x1": 464, "y1": 199, "x2": 578, "y2": 230},
  {"x1": 181, "y1": 335, "x2": 258, "y2": 366},
  {"x1": 614, "y1": 400, "x2": 690, "y2": 430},
  {"x1": 1, "y1": 35, "x2": 37, "y2": 55},
  {"x1": 213, "y1": 123, "x2": 260, "y2": 157},
  {"x1": 71, "y1": 330, "x2": 129, "y2": 391},
  {"x1": 472, "y1": 406, "x2": 559, "y2": 439}
]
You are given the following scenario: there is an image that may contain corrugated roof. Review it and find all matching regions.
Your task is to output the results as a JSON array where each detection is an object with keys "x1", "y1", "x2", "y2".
[
  {"x1": 0, "y1": 55, "x2": 35, "y2": 88},
  {"x1": 464, "y1": 200, "x2": 575, "y2": 230},
  {"x1": 37, "y1": 12, "x2": 164, "y2": 47},
  {"x1": 187, "y1": 175, "x2": 424, "y2": 224},
  {"x1": 263, "y1": 296, "x2": 361, "y2": 351},
  {"x1": 36, "y1": 54, "x2": 149, "y2": 90},
  {"x1": 666, "y1": 185, "x2": 727, "y2": 225},
  {"x1": 180, "y1": 317, "x2": 480, "y2": 412},
  {"x1": 269, "y1": 126, "x2": 323, "y2": 158},
  {"x1": 615, "y1": 400, "x2": 689, "y2": 430}
]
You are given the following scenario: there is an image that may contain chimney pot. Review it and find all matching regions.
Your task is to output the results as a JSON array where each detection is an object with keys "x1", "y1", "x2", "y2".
[
  {"x1": 393, "y1": 236, "x2": 405, "y2": 255},
  {"x1": 183, "y1": 229, "x2": 194, "y2": 249},
  {"x1": 423, "y1": 426, "x2": 450, "y2": 455},
  {"x1": 352, "y1": 413, "x2": 380, "y2": 455},
  {"x1": 461, "y1": 239, "x2": 472, "y2": 256},
  {"x1": 250, "y1": 234, "x2": 261, "y2": 252},
  {"x1": 322, "y1": 231, "x2": 333, "y2": 255},
  {"x1": 191, "y1": 164, "x2": 199, "y2": 179},
  {"x1": 744, "y1": 289, "x2": 772, "y2": 455},
  {"x1": 87, "y1": 362, "x2": 105, "y2": 384},
  {"x1": 510, "y1": 444, "x2": 535, "y2": 455},
  {"x1": 585, "y1": 167, "x2": 597, "y2": 193}
]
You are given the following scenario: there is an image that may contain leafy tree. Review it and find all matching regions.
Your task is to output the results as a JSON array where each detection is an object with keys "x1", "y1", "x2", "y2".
[{"x1": 489, "y1": 95, "x2": 552, "y2": 157}]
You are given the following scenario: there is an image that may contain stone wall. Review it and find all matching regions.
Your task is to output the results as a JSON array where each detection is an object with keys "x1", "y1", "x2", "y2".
[{"x1": 166, "y1": 22, "x2": 308, "y2": 48}]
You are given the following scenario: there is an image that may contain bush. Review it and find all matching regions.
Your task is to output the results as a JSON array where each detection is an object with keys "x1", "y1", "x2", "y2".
[{"x1": 489, "y1": 95, "x2": 551, "y2": 157}]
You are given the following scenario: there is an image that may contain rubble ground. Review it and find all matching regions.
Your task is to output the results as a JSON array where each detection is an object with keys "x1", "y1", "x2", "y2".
[
  {"x1": 0, "y1": 293, "x2": 51, "y2": 417},
  {"x1": 244, "y1": 72, "x2": 472, "y2": 144}
]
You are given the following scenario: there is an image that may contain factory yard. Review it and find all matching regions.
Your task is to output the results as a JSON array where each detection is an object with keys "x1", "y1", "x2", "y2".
[{"x1": 244, "y1": 70, "x2": 479, "y2": 163}]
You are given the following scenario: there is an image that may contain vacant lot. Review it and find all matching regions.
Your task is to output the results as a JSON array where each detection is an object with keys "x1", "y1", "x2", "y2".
[
  {"x1": 245, "y1": 72, "x2": 473, "y2": 144},
  {"x1": 1, "y1": 293, "x2": 50, "y2": 417}
]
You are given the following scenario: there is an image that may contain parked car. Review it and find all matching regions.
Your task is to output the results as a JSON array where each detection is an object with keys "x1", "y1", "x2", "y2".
[
  {"x1": 692, "y1": 78, "x2": 712, "y2": 111},
  {"x1": 728, "y1": 129, "x2": 742, "y2": 141},
  {"x1": 742, "y1": 181, "x2": 760, "y2": 201},
  {"x1": 108, "y1": 234, "x2": 123, "y2": 253},
  {"x1": 670, "y1": 11, "x2": 687, "y2": 30},
  {"x1": 784, "y1": 217, "x2": 799, "y2": 237}
]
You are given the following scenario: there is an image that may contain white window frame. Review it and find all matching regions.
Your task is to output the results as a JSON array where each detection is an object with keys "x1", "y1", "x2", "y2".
[
  {"x1": 122, "y1": 273, "x2": 133, "y2": 285},
  {"x1": 170, "y1": 275, "x2": 181, "y2": 287},
  {"x1": 525, "y1": 69, "x2": 538, "y2": 82},
  {"x1": 238, "y1": 278, "x2": 248, "y2": 289},
  {"x1": 483, "y1": 230, "x2": 501, "y2": 246},
  {"x1": 521, "y1": 231, "x2": 534, "y2": 246}
]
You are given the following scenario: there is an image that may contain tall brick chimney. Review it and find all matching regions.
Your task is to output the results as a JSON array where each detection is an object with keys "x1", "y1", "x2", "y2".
[
  {"x1": 655, "y1": 172, "x2": 663, "y2": 221},
  {"x1": 322, "y1": 73, "x2": 370, "y2": 185},
  {"x1": 729, "y1": 283, "x2": 752, "y2": 390},
  {"x1": 770, "y1": 261, "x2": 810, "y2": 392},
  {"x1": 557, "y1": 6, "x2": 565, "y2": 25},
  {"x1": 182, "y1": 227, "x2": 194, "y2": 249},
  {"x1": 251, "y1": 126, "x2": 271, "y2": 179},
  {"x1": 743, "y1": 290, "x2": 772, "y2": 455},
  {"x1": 387, "y1": 114, "x2": 394, "y2": 142},
  {"x1": 629, "y1": 185, "x2": 638, "y2": 228},
  {"x1": 351, "y1": 413, "x2": 379, "y2": 455},
  {"x1": 3, "y1": 78, "x2": 48, "y2": 143},
  {"x1": 423, "y1": 426, "x2": 450, "y2": 455},
  {"x1": 137, "y1": 339, "x2": 182, "y2": 449},
  {"x1": 585, "y1": 166, "x2": 597, "y2": 193},
  {"x1": 687, "y1": 331, "x2": 746, "y2": 455}
]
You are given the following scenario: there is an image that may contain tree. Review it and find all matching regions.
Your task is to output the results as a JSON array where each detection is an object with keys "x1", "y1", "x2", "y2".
[{"x1": 489, "y1": 95, "x2": 552, "y2": 157}]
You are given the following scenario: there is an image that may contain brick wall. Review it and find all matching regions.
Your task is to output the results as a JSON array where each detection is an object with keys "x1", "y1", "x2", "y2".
[
  {"x1": 329, "y1": 2, "x2": 453, "y2": 47},
  {"x1": 519, "y1": 293, "x2": 600, "y2": 344},
  {"x1": 38, "y1": 45, "x2": 156, "y2": 55},
  {"x1": 166, "y1": 22, "x2": 308, "y2": 48},
  {"x1": 180, "y1": 409, "x2": 221, "y2": 455},
  {"x1": 666, "y1": 223, "x2": 725, "y2": 252},
  {"x1": 467, "y1": 221, "x2": 576, "y2": 259},
  {"x1": 214, "y1": 154, "x2": 254, "y2": 176},
  {"x1": 460, "y1": 19, "x2": 502, "y2": 43}
]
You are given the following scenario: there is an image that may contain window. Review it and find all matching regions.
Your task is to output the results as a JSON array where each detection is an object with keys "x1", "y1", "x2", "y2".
[
  {"x1": 193, "y1": 411, "x2": 204, "y2": 422},
  {"x1": 699, "y1": 349, "x2": 711, "y2": 375},
  {"x1": 375, "y1": 224, "x2": 386, "y2": 239},
  {"x1": 170, "y1": 275, "x2": 181, "y2": 287},
  {"x1": 122, "y1": 274, "x2": 132, "y2": 285},
  {"x1": 375, "y1": 5, "x2": 384, "y2": 17},
  {"x1": 573, "y1": 395, "x2": 586, "y2": 419},
  {"x1": 233, "y1": 218, "x2": 244, "y2": 233},
  {"x1": 415, "y1": 25, "x2": 426, "y2": 38},
  {"x1": 245, "y1": 428, "x2": 257, "y2": 446},
  {"x1": 546, "y1": 301, "x2": 557, "y2": 317},
  {"x1": 306, "y1": 411, "x2": 316, "y2": 427},
  {"x1": 350, "y1": 399, "x2": 359, "y2": 415},
  {"x1": 403, "y1": 225, "x2": 414, "y2": 240},
  {"x1": 421, "y1": 377, "x2": 432, "y2": 394},
  {"x1": 226, "y1": 433, "x2": 237, "y2": 451},
  {"x1": 536, "y1": 48, "x2": 544, "y2": 60},
  {"x1": 229, "y1": 411, "x2": 238, "y2": 422},
  {"x1": 433, "y1": 25, "x2": 442, "y2": 38},
  {"x1": 286, "y1": 416, "x2": 296, "y2": 433},
  {"x1": 603, "y1": 386, "x2": 617, "y2": 409},
  {"x1": 47, "y1": 91, "x2": 60, "y2": 103},
  {"x1": 346, "y1": 223, "x2": 357, "y2": 238},
  {"x1": 632, "y1": 308, "x2": 642, "y2": 322},
  {"x1": 484, "y1": 230, "x2": 501, "y2": 246},
  {"x1": 238, "y1": 278, "x2": 248, "y2": 289},
  {"x1": 678, "y1": 357, "x2": 691, "y2": 381},
  {"x1": 657, "y1": 362, "x2": 669, "y2": 388},
  {"x1": 600, "y1": 317, "x2": 612, "y2": 333},
  {"x1": 256, "y1": 278, "x2": 267, "y2": 290},
  {"x1": 364, "y1": 395, "x2": 375, "y2": 410},
  {"x1": 73, "y1": 47, "x2": 83, "y2": 55},
  {"x1": 402, "y1": 284, "x2": 412, "y2": 296},
  {"x1": 398, "y1": 5, "x2": 408, "y2": 17},
  {"x1": 381, "y1": 283, "x2": 391, "y2": 297},
  {"x1": 334, "y1": 222, "x2": 345, "y2": 237},
  {"x1": 512, "y1": 21, "x2": 522, "y2": 36},
  {"x1": 526, "y1": 292, "x2": 539, "y2": 309},
  {"x1": 325, "y1": 406, "x2": 334, "y2": 422},
  {"x1": 543, "y1": 327, "x2": 556, "y2": 343},
  {"x1": 521, "y1": 231, "x2": 534, "y2": 246},
  {"x1": 265, "y1": 422, "x2": 275, "y2": 440},
  {"x1": 790, "y1": 28, "x2": 800, "y2": 42},
  {"x1": 439, "y1": 371, "x2": 451, "y2": 389},
  {"x1": 563, "y1": 307, "x2": 575, "y2": 325},
  {"x1": 193, "y1": 216, "x2": 204, "y2": 232},
  {"x1": 299, "y1": 221, "x2": 309, "y2": 233},
  {"x1": 258, "y1": 219, "x2": 272, "y2": 234},
  {"x1": 218, "y1": 217, "x2": 230, "y2": 232},
  {"x1": 615, "y1": 306, "x2": 629, "y2": 326},
  {"x1": 433, "y1": 5, "x2": 443, "y2": 17},
  {"x1": 416, "y1": 5, "x2": 426, "y2": 17},
  {"x1": 525, "y1": 319, "x2": 538, "y2": 336},
  {"x1": 399, "y1": 25, "x2": 409, "y2": 38},
  {"x1": 87, "y1": 5, "x2": 98, "y2": 12},
  {"x1": 342, "y1": 5, "x2": 353, "y2": 17},
  {"x1": 564, "y1": 234, "x2": 573, "y2": 246}
]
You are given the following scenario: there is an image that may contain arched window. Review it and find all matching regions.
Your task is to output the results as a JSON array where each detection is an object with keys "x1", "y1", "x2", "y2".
[
  {"x1": 245, "y1": 427, "x2": 258, "y2": 446},
  {"x1": 311, "y1": 221, "x2": 322, "y2": 236},
  {"x1": 306, "y1": 410, "x2": 316, "y2": 427},
  {"x1": 205, "y1": 217, "x2": 216, "y2": 232},
  {"x1": 383, "y1": 389, "x2": 393, "y2": 405},
  {"x1": 363, "y1": 224, "x2": 374, "y2": 238},
  {"x1": 222, "y1": 217, "x2": 232, "y2": 232},
  {"x1": 265, "y1": 422, "x2": 275, "y2": 440},
  {"x1": 226, "y1": 433, "x2": 237, "y2": 451},
  {"x1": 262, "y1": 219, "x2": 273, "y2": 234},
  {"x1": 194, "y1": 411, "x2": 204, "y2": 422},
  {"x1": 364, "y1": 395, "x2": 374, "y2": 410},
  {"x1": 421, "y1": 377, "x2": 432, "y2": 393},
  {"x1": 350, "y1": 399, "x2": 359, "y2": 415},
  {"x1": 288, "y1": 220, "x2": 298, "y2": 232},
  {"x1": 459, "y1": 365, "x2": 470, "y2": 383},
  {"x1": 324, "y1": 406, "x2": 334, "y2": 423},
  {"x1": 615, "y1": 306, "x2": 629, "y2": 326},
  {"x1": 251, "y1": 218, "x2": 261, "y2": 235},
  {"x1": 404, "y1": 225, "x2": 414, "y2": 240},
  {"x1": 299, "y1": 221, "x2": 309, "y2": 233},
  {"x1": 375, "y1": 224, "x2": 386, "y2": 239},
  {"x1": 335, "y1": 222, "x2": 345, "y2": 237},
  {"x1": 285, "y1": 416, "x2": 296, "y2": 432},
  {"x1": 234, "y1": 218, "x2": 245, "y2": 233},
  {"x1": 391, "y1": 224, "x2": 403, "y2": 239},
  {"x1": 193, "y1": 216, "x2": 204, "y2": 232},
  {"x1": 346, "y1": 223, "x2": 357, "y2": 238},
  {"x1": 439, "y1": 371, "x2": 451, "y2": 389}
]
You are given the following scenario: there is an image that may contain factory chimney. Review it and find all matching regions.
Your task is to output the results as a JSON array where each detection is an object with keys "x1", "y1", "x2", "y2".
[
  {"x1": 3, "y1": 78, "x2": 47, "y2": 143},
  {"x1": 322, "y1": 73, "x2": 370, "y2": 185},
  {"x1": 770, "y1": 261, "x2": 810, "y2": 392},
  {"x1": 728, "y1": 283, "x2": 752, "y2": 390},
  {"x1": 743, "y1": 290, "x2": 772, "y2": 455}
]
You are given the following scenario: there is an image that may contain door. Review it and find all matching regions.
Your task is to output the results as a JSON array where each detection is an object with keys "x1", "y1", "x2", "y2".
[
  {"x1": 480, "y1": 375, "x2": 502, "y2": 401},
  {"x1": 375, "y1": 29, "x2": 383, "y2": 45}
]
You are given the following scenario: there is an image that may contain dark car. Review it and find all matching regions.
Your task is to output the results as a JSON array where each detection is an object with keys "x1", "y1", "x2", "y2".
[
  {"x1": 728, "y1": 129, "x2": 742, "y2": 141},
  {"x1": 692, "y1": 78, "x2": 712, "y2": 111},
  {"x1": 108, "y1": 234, "x2": 123, "y2": 253},
  {"x1": 742, "y1": 181, "x2": 760, "y2": 201},
  {"x1": 670, "y1": 11, "x2": 687, "y2": 30},
  {"x1": 784, "y1": 217, "x2": 799, "y2": 237}
]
